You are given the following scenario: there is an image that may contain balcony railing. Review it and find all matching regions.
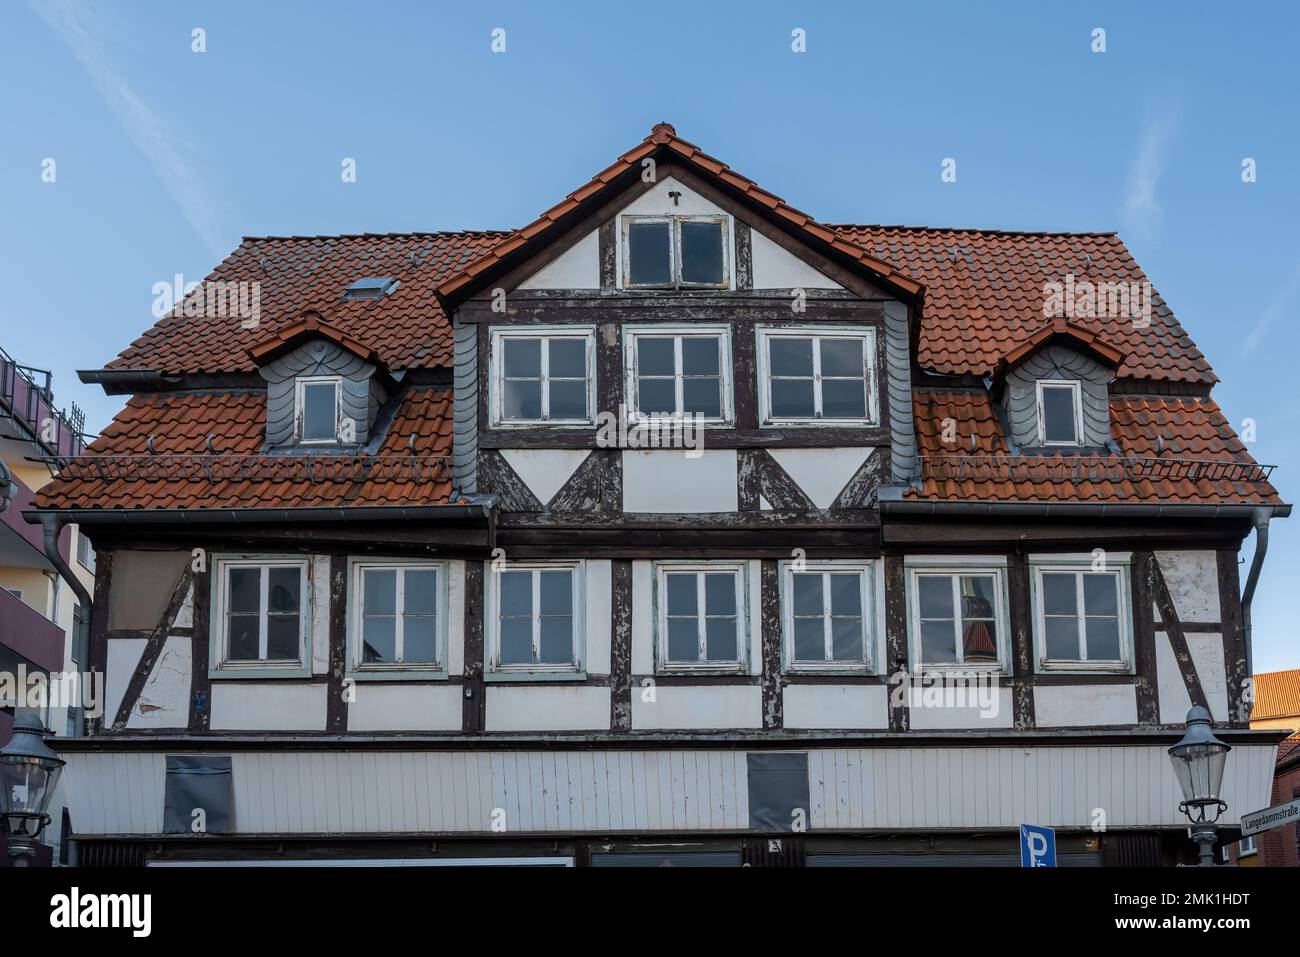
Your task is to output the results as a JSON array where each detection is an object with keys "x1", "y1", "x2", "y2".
[
  {"x1": 0, "y1": 583, "x2": 64, "y2": 674},
  {"x1": 920, "y1": 454, "x2": 1277, "y2": 486},
  {"x1": 0, "y1": 345, "x2": 85, "y2": 457}
]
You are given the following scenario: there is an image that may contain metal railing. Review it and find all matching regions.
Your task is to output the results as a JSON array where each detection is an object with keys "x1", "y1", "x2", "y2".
[
  {"x1": 0, "y1": 345, "x2": 86, "y2": 456},
  {"x1": 921, "y1": 454, "x2": 1276, "y2": 486}
]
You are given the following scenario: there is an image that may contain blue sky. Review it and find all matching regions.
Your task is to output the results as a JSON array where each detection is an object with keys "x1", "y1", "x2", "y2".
[{"x1": 2, "y1": 1, "x2": 1296, "y2": 671}]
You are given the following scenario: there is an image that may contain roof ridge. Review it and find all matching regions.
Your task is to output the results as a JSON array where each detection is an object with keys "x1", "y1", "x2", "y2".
[
  {"x1": 832, "y1": 223, "x2": 1119, "y2": 238},
  {"x1": 240, "y1": 230, "x2": 514, "y2": 242}
]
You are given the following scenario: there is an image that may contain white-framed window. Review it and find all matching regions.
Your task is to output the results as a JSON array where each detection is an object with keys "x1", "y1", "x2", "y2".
[
  {"x1": 212, "y1": 557, "x2": 310, "y2": 674},
  {"x1": 1238, "y1": 835, "x2": 1258, "y2": 857},
  {"x1": 490, "y1": 327, "x2": 596, "y2": 426},
  {"x1": 624, "y1": 325, "x2": 732, "y2": 423},
  {"x1": 348, "y1": 560, "x2": 447, "y2": 678},
  {"x1": 757, "y1": 327, "x2": 879, "y2": 425},
  {"x1": 1031, "y1": 560, "x2": 1131, "y2": 672},
  {"x1": 76, "y1": 532, "x2": 96, "y2": 573},
  {"x1": 907, "y1": 562, "x2": 1008, "y2": 672},
  {"x1": 1036, "y1": 379, "x2": 1084, "y2": 446},
  {"x1": 622, "y1": 215, "x2": 729, "y2": 289},
  {"x1": 655, "y1": 562, "x2": 748, "y2": 673},
  {"x1": 781, "y1": 561, "x2": 875, "y2": 673},
  {"x1": 295, "y1": 375, "x2": 342, "y2": 444},
  {"x1": 487, "y1": 562, "x2": 584, "y2": 675}
]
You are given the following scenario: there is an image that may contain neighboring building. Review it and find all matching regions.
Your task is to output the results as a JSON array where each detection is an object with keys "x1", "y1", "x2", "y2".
[
  {"x1": 1, "y1": 345, "x2": 93, "y2": 866},
  {"x1": 29, "y1": 125, "x2": 1290, "y2": 867},
  {"x1": 1227, "y1": 669, "x2": 1300, "y2": 866}
]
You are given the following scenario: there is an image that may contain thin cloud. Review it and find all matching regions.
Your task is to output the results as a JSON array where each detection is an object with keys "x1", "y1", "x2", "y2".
[
  {"x1": 1239, "y1": 257, "x2": 1300, "y2": 361},
  {"x1": 30, "y1": 0, "x2": 230, "y2": 257},
  {"x1": 1123, "y1": 104, "x2": 1179, "y2": 242}
]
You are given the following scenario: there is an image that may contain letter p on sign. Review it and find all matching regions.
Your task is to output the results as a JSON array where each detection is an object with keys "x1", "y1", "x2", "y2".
[{"x1": 1020, "y1": 823, "x2": 1057, "y2": 867}]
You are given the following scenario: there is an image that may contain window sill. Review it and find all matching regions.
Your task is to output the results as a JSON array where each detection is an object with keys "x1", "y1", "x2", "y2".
[
  {"x1": 1037, "y1": 661, "x2": 1132, "y2": 675},
  {"x1": 910, "y1": 665, "x2": 1008, "y2": 678},
  {"x1": 208, "y1": 663, "x2": 312, "y2": 680},
  {"x1": 346, "y1": 669, "x2": 450, "y2": 683},
  {"x1": 784, "y1": 665, "x2": 876, "y2": 677},
  {"x1": 656, "y1": 665, "x2": 749, "y2": 677},
  {"x1": 484, "y1": 670, "x2": 588, "y2": 683}
]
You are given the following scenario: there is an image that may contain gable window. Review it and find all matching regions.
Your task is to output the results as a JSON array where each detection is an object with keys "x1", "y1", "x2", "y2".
[
  {"x1": 623, "y1": 216, "x2": 728, "y2": 289},
  {"x1": 488, "y1": 562, "x2": 583, "y2": 675},
  {"x1": 491, "y1": 328, "x2": 595, "y2": 425},
  {"x1": 655, "y1": 562, "x2": 747, "y2": 673},
  {"x1": 349, "y1": 561, "x2": 446, "y2": 677},
  {"x1": 295, "y1": 376, "x2": 342, "y2": 444},
  {"x1": 782, "y1": 562, "x2": 874, "y2": 673},
  {"x1": 758, "y1": 328, "x2": 878, "y2": 425},
  {"x1": 1032, "y1": 560, "x2": 1130, "y2": 671},
  {"x1": 907, "y1": 564, "x2": 1008, "y2": 671},
  {"x1": 1036, "y1": 380, "x2": 1083, "y2": 446},
  {"x1": 625, "y1": 326, "x2": 732, "y2": 422},
  {"x1": 76, "y1": 532, "x2": 96, "y2": 573},
  {"x1": 212, "y1": 557, "x2": 309, "y2": 674}
]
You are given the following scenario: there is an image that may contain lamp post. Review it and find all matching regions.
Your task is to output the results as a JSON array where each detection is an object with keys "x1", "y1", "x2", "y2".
[
  {"x1": 0, "y1": 713, "x2": 65, "y2": 867},
  {"x1": 1167, "y1": 705, "x2": 1231, "y2": 867}
]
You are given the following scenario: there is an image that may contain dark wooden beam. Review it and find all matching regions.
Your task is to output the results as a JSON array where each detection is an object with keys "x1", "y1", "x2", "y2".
[
  {"x1": 187, "y1": 562, "x2": 211, "y2": 733},
  {"x1": 1007, "y1": 552, "x2": 1036, "y2": 729},
  {"x1": 461, "y1": 561, "x2": 486, "y2": 732},
  {"x1": 1217, "y1": 549, "x2": 1248, "y2": 726},
  {"x1": 1131, "y1": 551, "x2": 1160, "y2": 725},
  {"x1": 610, "y1": 560, "x2": 633, "y2": 732},
  {"x1": 883, "y1": 555, "x2": 909, "y2": 732},
  {"x1": 760, "y1": 560, "x2": 783, "y2": 730},
  {"x1": 325, "y1": 556, "x2": 349, "y2": 733}
]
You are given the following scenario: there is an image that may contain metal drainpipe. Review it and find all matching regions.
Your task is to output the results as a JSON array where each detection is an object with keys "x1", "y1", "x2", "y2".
[
  {"x1": 37, "y1": 515, "x2": 94, "y2": 730},
  {"x1": 1240, "y1": 507, "x2": 1271, "y2": 679}
]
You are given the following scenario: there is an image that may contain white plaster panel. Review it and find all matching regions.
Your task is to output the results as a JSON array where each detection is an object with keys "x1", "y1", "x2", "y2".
[
  {"x1": 585, "y1": 560, "x2": 612, "y2": 675},
  {"x1": 783, "y1": 684, "x2": 889, "y2": 730},
  {"x1": 750, "y1": 228, "x2": 843, "y2": 290},
  {"x1": 485, "y1": 685, "x2": 611, "y2": 732},
  {"x1": 311, "y1": 555, "x2": 330, "y2": 675},
  {"x1": 517, "y1": 229, "x2": 599, "y2": 290},
  {"x1": 104, "y1": 637, "x2": 146, "y2": 722},
  {"x1": 1033, "y1": 684, "x2": 1139, "y2": 727},
  {"x1": 1188, "y1": 632, "x2": 1229, "y2": 722},
  {"x1": 347, "y1": 684, "x2": 462, "y2": 732},
  {"x1": 500, "y1": 449, "x2": 591, "y2": 506},
  {"x1": 1155, "y1": 550, "x2": 1221, "y2": 623},
  {"x1": 631, "y1": 561, "x2": 654, "y2": 674},
  {"x1": 447, "y1": 561, "x2": 466, "y2": 677},
  {"x1": 906, "y1": 688, "x2": 1015, "y2": 730},
  {"x1": 172, "y1": 585, "x2": 194, "y2": 629},
  {"x1": 631, "y1": 684, "x2": 762, "y2": 730},
  {"x1": 622, "y1": 450, "x2": 738, "y2": 513},
  {"x1": 768, "y1": 447, "x2": 871, "y2": 509},
  {"x1": 210, "y1": 683, "x2": 327, "y2": 731},
  {"x1": 1155, "y1": 632, "x2": 1193, "y2": 723},
  {"x1": 126, "y1": 636, "x2": 192, "y2": 729}
]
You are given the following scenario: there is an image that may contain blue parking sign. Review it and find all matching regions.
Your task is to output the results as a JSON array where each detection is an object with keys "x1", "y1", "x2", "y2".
[{"x1": 1020, "y1": 823, "x2": 1056, "y2": 867}]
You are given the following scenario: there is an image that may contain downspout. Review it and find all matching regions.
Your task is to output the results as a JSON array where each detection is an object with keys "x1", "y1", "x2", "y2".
[
  {"x1": 37, "y1": 515, "x2": 94, "y2": 734},
  {"x1": 1240, "y1": 508, "x2": 1271, "y2": 679}
]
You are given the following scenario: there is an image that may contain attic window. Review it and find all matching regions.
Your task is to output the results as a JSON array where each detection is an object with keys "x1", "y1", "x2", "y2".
[
  {"x1": 1036, "y1": 380, "x2": 1083, "y2": 446},
  {"x1": 296, "y1": 376, "x2": 342, "y2": 444},
  {"x1": 343, "y1": 276, "x2": 399, "y2": 301},
  {"x1": 623, "y1": 216, "x2": 727, "y2": 289}
]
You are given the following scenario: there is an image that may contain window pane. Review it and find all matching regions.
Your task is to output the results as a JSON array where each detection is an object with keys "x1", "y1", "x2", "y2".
[
  {"x1": 920, "y1": 620, "x2": 957, "y2": 664},
  {"x1": 548, "y1": 339, "x2": 586, "y2": 378},
  {"x1": 499, "y1": 571, "x2": 532, "y2": 617},
  {"x1": 1044, "y1": 617, "x2": 1078, "y2": 659},
  {"x1": 1083, "y1": 574, "x2": 1118, "y2": 616},
  {"x1": 268, "y1": 568, "x2": 300, "y2": 614},
  {"x1": 628, "y1": 222, "x2": 671, "y2": 285},
  {"x1": 793, "y1": 617, "x2": 823, "y2": 661},
  {"x1": 548, "y1": 379, "x2": 588, "y2": 419},
  {"x1": 705, "y1": 617, "x2": 737, "y2": 661},
  {"x1": 499, "y1": 618, "x2": 532, "y2": 665},
  {"x1": 302, "y1": 382, "x2": 337, "y2": 440},
  {"x1": 704, "y1": 574, "x2": 736, "y2": 615},
  {"x1": 638, "y1": 378, "x2": 676, "y2": 414},
  {"x1": 503, "y1": 338, "x2": 541, "y2": 377},
  {"x1": 821, "y1": 379, "x2": 867, "y2": 418},
  {"x1": 403, "y1": 617, "x2": 437, "y2": 663},
  {"x1": 637, "y1": 337, "x2": 676, "y2": 376},
  {"x1": 667, "y1": 618, "x2": 698, "y2": 662},
  {"x1": 831, "y1": 617, "x2": 864, "y2": 662},
  {"x1": 770, "y1": 338, "x2": 813, "y2": 376},
  {"x1": 682, "y1": 338, "x2": 720, "y2": 375},
  {"x1": 665, "y1": 574, "x2": 697, "y2": 615},
  {"x1": 266, "y1": 615, "x2": 299, "y2": 660},
  {"x1": 679, "y1": 221, "x2": 724, "y2": 285},
  {"x1": 1085, "y1": 617, "x2": 1121, "y2": 661},
  {"x1": 682, "y1": 377, "x2": 721, "y2": 418},
  {"x1": 539, "y1": 571, "x2": 573, "y2": 615},
  {"x1": 792, "y1": 574, "x2": 823, "y2": 616},
  {"x1": 364, "y1": 569, "x2": 396, "y2": 616},
  {"x1": 962, "y1": 619, "x2": 998, "y2": 662},
  {"x1": 503, "y1": 379, "x2": 542, "y2": 420},
  {"x1": 228, "y1": 615, "x2": 259, "y2": 661},
  {"x1": 229, "y1": 568, "x2": 260, "y2": 614},
  {"x1": 362, "y1": 615, "x2": 396, "y2": 663},
  {"x1": 539, "y1": 616, "x2": 573, "y2": 664},
  {"x1": 1041, "y1": 385, "x2": 1078, "y2": 443},
  {"x1": 770, "y1": 378, "x2": 815, "y2": 418},
  {"x1": 959, "y1": 575, "x2": 996, "y2": 620},
  {"x1": 1041, "y1": 573, "x2": 1077, "y2": 616},
  {"x1": 829, "y1": 574, "x2": 862, "y2": 616},
  {"x1": 917, "y1": 576, "x2": 953, "y2": 619},
  {"x1": 403, "y1": 570, "x2": 437, "y2": 616},
  {"x1": 820, "y1": 338, "x2": 864, "y2": 377}
]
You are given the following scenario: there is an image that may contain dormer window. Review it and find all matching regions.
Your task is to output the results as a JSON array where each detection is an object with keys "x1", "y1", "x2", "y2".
[
  {"x1": 295, "y1": 376, "x2": 342, "y2": 444},
  {"x1": 1036, "y1": 380, "x2": 1083, "y2": 446},
  {"x1": 623, "y1": 216, "x2": 728, "y2": 289}
]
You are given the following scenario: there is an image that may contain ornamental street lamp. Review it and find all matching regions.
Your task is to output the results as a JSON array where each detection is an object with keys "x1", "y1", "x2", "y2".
[
  {"x1": 0, "y1": 713, "x2": 65, "y2": 867},
  {"x1": 1167, "y1": 705, "x2": 1231, "y2": 867}
]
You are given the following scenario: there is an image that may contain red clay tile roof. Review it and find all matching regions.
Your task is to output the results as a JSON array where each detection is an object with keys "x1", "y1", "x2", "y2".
[
  {"x1": 908, "y1": 389, "x2": 1281, "y2": 505},
  {"x1": 247, "y1": 310, "x2": 383, "y2": 367},
  {"x1": 1252, "y1": 669, "x2": 1300, "y2": 723},
  {"x1": 35, "y1": 388, "x2": 455, "y2": 510}
]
